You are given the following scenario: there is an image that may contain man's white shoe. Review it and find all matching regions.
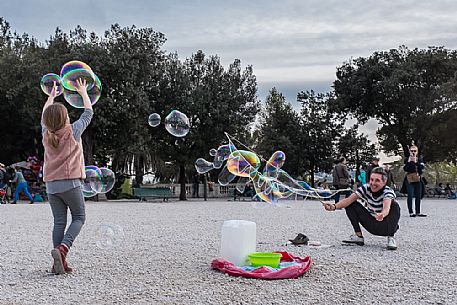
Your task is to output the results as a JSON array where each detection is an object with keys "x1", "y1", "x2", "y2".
[
  {"x1": 342, "y1": 235, "x2": 364, "y2": 246},
  {"x1": 387, "y1": 237, "x2": 397, "y2": 250}
]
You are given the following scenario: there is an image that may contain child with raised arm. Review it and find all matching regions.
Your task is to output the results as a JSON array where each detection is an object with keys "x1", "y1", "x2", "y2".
[{"x1": 41, "y1": 79, "x2": 93, "y2": 274}]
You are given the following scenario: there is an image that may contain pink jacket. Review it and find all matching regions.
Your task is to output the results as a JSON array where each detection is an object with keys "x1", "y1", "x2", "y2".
[{"x1": 42, "y1": 124, "x2": 86, "y2": 182}]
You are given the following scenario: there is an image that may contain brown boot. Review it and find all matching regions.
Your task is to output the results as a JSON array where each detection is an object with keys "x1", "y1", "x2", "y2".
[{"x1": 51, "y1": 244, "x2": 71, "y2": 275}]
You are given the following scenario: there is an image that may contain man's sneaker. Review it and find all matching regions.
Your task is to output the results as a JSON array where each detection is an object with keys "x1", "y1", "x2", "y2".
[
  {"x1": 416, "y1": 213, "x2": 427, "y2": 217},
  {"x1": 342, "y1": 235, "x2": 364, "y2": 246},
  {"x1": 409, "y1": 213, "x2": 416, "y2": 217},
  {"x1": 387, "y1": 237, "x2": 397, "y2": 250}
]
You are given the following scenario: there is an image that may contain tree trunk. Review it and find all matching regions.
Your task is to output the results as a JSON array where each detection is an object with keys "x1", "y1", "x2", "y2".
[
  {"x1": 179, "y1": 164, "x2": 187, "y2": 201},
  {"x1": 310, "y1": 163, "x2": 315, "y2": 188},
  {"x1": 134, "y1": 153, "x2": 144, "y2": 187},
  {"x1": 203, "y1": 174, "x2": 207, "y2": 201},
  {"x1": 82, "y1": 130, "x2": 94, "y2": 165}
]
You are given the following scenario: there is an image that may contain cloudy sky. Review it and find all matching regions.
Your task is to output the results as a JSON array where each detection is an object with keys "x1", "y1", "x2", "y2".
[{"x1": 2, "y1": 0, "x2": 457, "y2": 159}]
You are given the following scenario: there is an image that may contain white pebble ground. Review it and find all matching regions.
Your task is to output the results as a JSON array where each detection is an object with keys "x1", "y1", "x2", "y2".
[{"x1": 0, "y1": 198, "x2": 456, "y2": 304}]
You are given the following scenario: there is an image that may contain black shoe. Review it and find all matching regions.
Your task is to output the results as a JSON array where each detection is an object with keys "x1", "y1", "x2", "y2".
[
  {"x1": 29, "y1": 201, "x2": 34, "y2": 204},
  {"x1": 409, "y1": 213, "x2": 416, "y2": 217},
  {"x1": 289, "y1": 233, "x2": 309, "y2": 245},
  {"x1": 10, "y1": 201, "x2": 16, "y2": 204},
  {"x1": 416, "y1": 213, "x2": 427, "y2": 217}
]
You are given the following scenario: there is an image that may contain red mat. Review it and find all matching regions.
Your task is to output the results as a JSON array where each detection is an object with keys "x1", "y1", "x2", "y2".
[{"x1": 211, "y1": 251, "x2": 311, "y2": 280}]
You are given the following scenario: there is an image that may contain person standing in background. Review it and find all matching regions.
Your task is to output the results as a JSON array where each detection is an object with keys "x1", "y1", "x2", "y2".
[
  {"x1": 402, "y1": 144, "x2": 426, "y2": 217},
  {"x1": 366, "y1": 156, "x2": 380, "y2": 181},
  {"x1": 332, "y1": 156, "x2": 351, "y2": 203},
  {"x1": 384, "y1": 164, "x2": 396, "y2": 189},
  {"x1": 9, "y1": 167, "x2": 34, "y2": 204},
  {"x1": 357, "y1": 165, "x2": 367, "y2": 187}
]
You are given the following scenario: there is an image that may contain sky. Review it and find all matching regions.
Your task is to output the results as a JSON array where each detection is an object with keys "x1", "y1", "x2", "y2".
[{"x1": 2, "y1": 0, "x2": 457, "y2": 161}]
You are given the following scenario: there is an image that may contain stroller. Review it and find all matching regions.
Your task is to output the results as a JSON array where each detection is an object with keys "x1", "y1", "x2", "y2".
[{"x1": 0, "y1": 184, "x2": 7, "y2": 204}]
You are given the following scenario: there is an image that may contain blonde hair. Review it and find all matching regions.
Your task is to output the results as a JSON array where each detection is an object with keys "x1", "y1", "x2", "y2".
[{"x1": 42, "y1": 103, "x2": 68, "y2": 149}]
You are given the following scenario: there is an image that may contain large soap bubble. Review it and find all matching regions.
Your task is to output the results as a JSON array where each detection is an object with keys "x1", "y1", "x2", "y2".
[
  {"x1": 82, "y1": 165, "x2": 115, "y2": 198},
  {"x1": 82, "y1": 168, "x2": 103, "y2": 195},
  {"x1": 213, "y1": 144, "x2": 236, "y2": 169},
  {"x1": 98, "y1": 167, "x2": 116, "y2": 194},
  {"x1": 148, "y1": 113, "x2": 161, "y2": 127},
  {"x1": 96, "y1": 224, "x2": 124, "y2": 249},
  {"x1": 164, "y1": 110, "x2": 190, "y2": 137},
  {"x1": 40, "y1": 73, "x2": 64, "y2": 97},
  {"x1": 60, "y1": 61, "x2": 96, "y2": 91},
  {"x1": 63, "y1": 74, "x2": 102, "y2": 108},
  {"x1": 195, "y1": 158, "x2": 214, "y2": 174},
  {"x1": 226, "y1": 150, "x2": 260, "y2": 177}
]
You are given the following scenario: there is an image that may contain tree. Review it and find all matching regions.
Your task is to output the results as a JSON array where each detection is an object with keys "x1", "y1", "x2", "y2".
[
  {"x1": 337, "y1": 125, "x2": 378, "y2": 169},
  {"x1": 153, "y1": 51, "x2": 260, "y2": 200},
  {"x1": 333, "y1": 46, "x2": 457, "y2": 160},
  {"x1": 297, "y1": 91, "x2": 344, "y2": 186},
  {"x1": 254, "y1": 87, "x2": 302, "y2": 176}
]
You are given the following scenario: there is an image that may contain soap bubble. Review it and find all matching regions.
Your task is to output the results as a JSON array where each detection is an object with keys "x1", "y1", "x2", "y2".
[
  {"x1": 195, "y1": 158, "x2": 214, "y2": 174},
  {"x1": 164, "y1": 110, "x2": 190, "y2": 137},
  {"x1": 40, "y1": 73, "x2": 63, "y2": 96},
  {"x1": 148, "y1": 113, "x2": 161, "y2": 127},
  {"x1": 60, "y1": 60, "x2": 96, "y2": 91},
  {"x1": 217, "y1": 165, "x2": 236, "y2": 186},
  {"x1": 213, "y1": 144, "x2": 236, "y2": 169},
  {"x1": 209, "y1": 148, "x2": 217, "y2": 156},
  {"x1": 82, "y1": 165, "x2": 115, "y2": 198},
  {"x1": 264, "y1": 151, "x2": 286, "y2": 177},
  {"x1": 98, "y1": 167, "x2": 116, "y2": 193},
  {"x1": 226, "y1": 150, "x2": 260, "y2": 177},
  {"x1": 96, "y1": 224, "x2": 124, "y2": 249},
  {"x1": 82, "y1": 189, "x2": 97, "y2": 198},
  {"x1": 63, "y1": 74, "x2": 102, "y2": 108},
  {"x1": 235, "y1": 177, "x2": 250, "y2": 193},
  {"x1": 82, "y1": 168, "x2": 103, "y2": 194}
]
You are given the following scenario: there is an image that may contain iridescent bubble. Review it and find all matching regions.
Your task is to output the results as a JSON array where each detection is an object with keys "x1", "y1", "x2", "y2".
[
  {"x1": 98, "y1": 167, "x2": 116, "y2": 194},
  {"x1": 85, "y1": 165, "x2": 102, "y2": 175},
  {"x1": 82, "y1": 168, "x2": 103, "y2": 194},
  {"x1": 235, "y1": 177, "x2": 250, "y2": 193},
  {"x1": 264, "y1": 151, "x2": 286, "y2": 177},
  {"x1": 96, "y1": 224, "x2": 125, "y2": 249},
  {"x1": 82, "y1": 189, "x2": 97, "y2": 198},
  {"x1": 195, "y1": 158, "x2": 214, "y2": 174},
  {"x1": 40, "y1": 73, "x2": 63, "y2": 97},
  {"x1": 63, "y1": 74, "x2": 102, "y2": 108},
  {"x1": 226, "y1": 150, "x2": 260, "y2": 177},
  {"x1": 213, "y1": 144, "x2": 236, "y2": 169},
  {"x1": 148, "y1": 113, "x2": 161, "y2": 127},
  {"x1": 60, "y1": 60, "x2": 96, "y2": 91},
  {"x1": 209, "y1": 148, "x2": 217, "y2": 156},
  {"x1": 164, "y1": 110, "x2": 190, "y2": 137},
  {"x1": 217, "y1": 165, "x2": 236, "y2": 186}
]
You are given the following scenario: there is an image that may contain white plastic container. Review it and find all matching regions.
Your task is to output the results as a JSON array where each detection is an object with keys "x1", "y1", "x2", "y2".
[{"x1": 220, "y1": 220, "x2": 256, "y2": 266}]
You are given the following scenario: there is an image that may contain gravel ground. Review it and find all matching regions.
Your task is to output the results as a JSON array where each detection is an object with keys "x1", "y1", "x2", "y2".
[{"x1": 0, "y1": 197, "x2": 456, "y2": 305}]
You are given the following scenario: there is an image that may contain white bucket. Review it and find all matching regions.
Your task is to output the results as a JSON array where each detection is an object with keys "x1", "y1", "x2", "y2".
[{"x1": 220, "y1": 220, "x2": 256, "y2": 266}]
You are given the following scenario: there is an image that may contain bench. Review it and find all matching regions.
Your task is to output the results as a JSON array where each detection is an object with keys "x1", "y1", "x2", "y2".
[{"x1": 133, "y1": 187, "x2": 173, "y2": 202}]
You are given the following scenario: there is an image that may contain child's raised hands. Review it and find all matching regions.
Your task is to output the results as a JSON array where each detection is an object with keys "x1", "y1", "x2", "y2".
[{"x1": 74, "y1": 78, "x2": 89, "y2": 96}]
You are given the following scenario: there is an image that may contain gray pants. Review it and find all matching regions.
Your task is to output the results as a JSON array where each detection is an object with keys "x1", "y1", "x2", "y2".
[{"x1": 48, "y1": 187, "x2": 86, "y2": 248}]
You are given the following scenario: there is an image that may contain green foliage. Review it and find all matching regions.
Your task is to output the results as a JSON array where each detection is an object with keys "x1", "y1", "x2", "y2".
[
  {"x1": 333, "y1": 46, "x2": 457, "y2": 161},
  {"x1": 0, "y1": 20, "x2": 260, "y2": 201},
  {"x1": 254, "y1": 88, "x2": 301, "y2": 176},
  {"x1": 297, "y1": 91, "x2": 344, "y2": 182},
  {"x1": 337, "y1": 125, "x2": 377, "y2": 167}
]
